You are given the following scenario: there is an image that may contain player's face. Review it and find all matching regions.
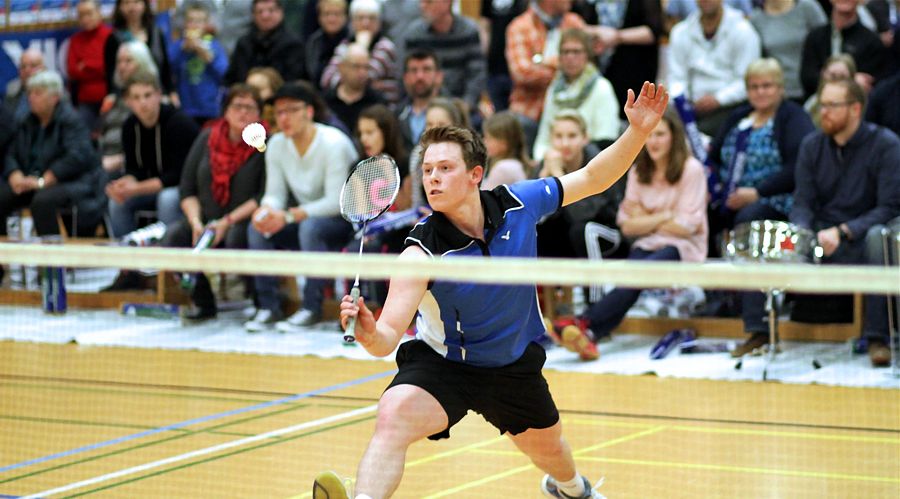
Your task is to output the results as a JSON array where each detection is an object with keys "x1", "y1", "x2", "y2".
[
  {"x1": 644, "y1": 119, "x2": 673, "y2": 165},
  {"x1": 422, "y1": 142, "x2": 482, "y2": 211},
  {"x1": 357, "y1": 117, "x2": 385, "y2": 157}
]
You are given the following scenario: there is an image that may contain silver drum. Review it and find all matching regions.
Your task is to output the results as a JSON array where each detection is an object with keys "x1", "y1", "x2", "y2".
[{"x1": 726, "y1": 220, "x2": 822, "y2": 264}]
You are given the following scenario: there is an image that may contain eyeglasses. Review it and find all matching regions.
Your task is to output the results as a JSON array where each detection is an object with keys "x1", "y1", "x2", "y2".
[
  {"x1": 819, "y1": 101, "x2": 853, "y2": 111},
  {"x1": 560, "y1": 48, "x2": 586, "y2": 57},
  {"x1": 228, "y1": 102, "x2": 259, "y2": 113}
]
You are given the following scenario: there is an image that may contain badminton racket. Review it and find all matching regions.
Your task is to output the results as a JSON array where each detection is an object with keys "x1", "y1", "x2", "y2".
[{"x1": 339, "y1": 154, "x2": 401, "y2": 342}]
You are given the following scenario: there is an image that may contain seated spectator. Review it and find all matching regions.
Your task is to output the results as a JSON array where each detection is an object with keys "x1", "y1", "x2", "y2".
[
  {"x1": 320, "y1": 0, "x2": 399, "y2": 104},
  {"x1": 706, "y1": 59, "x2": 816, "y2": 349},
  {"x1": 395, "y1": 48, "x2": 444, "y2": 152},
  {"x1": 667, "y1": 0, "x2": 761, "y2": 136},
  {"x1": 245, "y1": 83, "x2": 358, "y2": 332},
  {"x1": 104, "y1": 0, "x2": 176, "y2": 104},
  {"x1": 506, "y1": 0, "x2": 585, "y2": 146},
  {"x1": 749, "y1": 0, "x2": 828, "y2": 102},
  {"x1": 245, "y1": 66, "x2": 284, "y2": 133},
  {"x1": 0, "y1": 71, "x2": 104, "y2": 238},
  {"x1": 304, "y1": 0, "x2": 349, "y2": 87},
  {"x1": 532, "y1": 28, "x2": 620, "y2": 162},
  {"x1": 160, "y1": 84, "x2": 267, "y2": 321},
  {"x1": 399, "y1": 0, "x2": 486, "y2": 115},
  {"x1": 481, "y1": 111, "x2": 530, "y2": 190},
  {"x1": 67, "y1": 0, "x2": 114, "y2": 131},
  {"x1": 106, "y1": 70, "x2": 200, "y2": 240},
  {"x1": 98, "y1": 41, "x2": 159, "y2": 174},
  {"x1": 759, "y1": 79, "x2": 900, "y2": 365},
  {"x1": 800, "y1": 0, "x2": 891, "y2": 98},
  {"x1": 866, "y1": 0, "x2": 900, "y2": 49},
  {"x1": 224, "y1": 0, "x2": 306, "y2": 86},
  {"x1": 572, "y1": 0, "x2": 664, "y2": 118},
  {"x1": 708, "y1": 58, "x2": 816, "y2": 256},
  {"x1": 865, "y1": 70, "x2": 900, "y2": 137},
  {"x1": 408, "y1": 97, "x2": 470, "y2": 208},
  {"x1": 534, "y1": 110, "x2": 626, "y2": 260},
  {"x1": 553, "y1": 109, "x2": 708, "y2": 361},
  {"x1": 323, "y1": 44, "x2": 386, "y2": 134},
  {"x1": 169, "y1": 1, "x2": 228, "y2": 126},
  {"x1": 381, "y1": 0, "x2": 421, "y2": 43},
  {"x1": 3, "y1": 48, "x2": 46, "y2": 124}
]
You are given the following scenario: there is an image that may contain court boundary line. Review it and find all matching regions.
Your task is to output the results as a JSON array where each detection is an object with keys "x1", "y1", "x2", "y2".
[
  {"x1": 0, "y1": 369, "x2": 396, "y2": 474},
  {"x1": 21, "y1": 404, "x2": 378, "y2": 499}
]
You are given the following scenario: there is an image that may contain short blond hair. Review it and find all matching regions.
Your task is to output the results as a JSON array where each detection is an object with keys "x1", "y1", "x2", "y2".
[
  {"x1": 745, "y1": 58, "x2": 784, "y2": 88},
  {"x1": 550, "y1": 109, "x2": 587, "y2": 136}
]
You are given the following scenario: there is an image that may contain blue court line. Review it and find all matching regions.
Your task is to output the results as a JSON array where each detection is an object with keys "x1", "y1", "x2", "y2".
[{"x1": 0, "y1": 369, "x2": 396, "y2": 474}]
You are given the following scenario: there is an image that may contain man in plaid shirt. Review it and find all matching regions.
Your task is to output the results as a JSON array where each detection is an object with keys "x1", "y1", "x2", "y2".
[{"x1": 506, "y1": 0, "x2": 585, "y2": 145}]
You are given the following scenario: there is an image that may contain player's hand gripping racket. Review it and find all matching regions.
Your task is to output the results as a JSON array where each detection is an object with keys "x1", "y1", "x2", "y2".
[{"x1": 339, "y1": 154, "x2": 401, "y2": 342}]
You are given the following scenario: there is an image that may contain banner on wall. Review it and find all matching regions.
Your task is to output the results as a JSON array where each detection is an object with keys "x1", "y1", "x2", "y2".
[{"x1": 0, "y1": 28, "x2": 77, "y2": 94}]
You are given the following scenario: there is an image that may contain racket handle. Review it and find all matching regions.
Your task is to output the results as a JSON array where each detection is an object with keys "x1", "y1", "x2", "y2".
[{"x1": 343, "y1": 286, "x2": 361, "y2": 343}]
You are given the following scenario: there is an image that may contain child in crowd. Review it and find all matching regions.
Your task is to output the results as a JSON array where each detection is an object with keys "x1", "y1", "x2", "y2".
[
  {"x1": 169, "y1": 2, "x2": 228, "y2": 126},
  {"x1": 482, "y1": 111, "x2": 530, "y2": 190}
]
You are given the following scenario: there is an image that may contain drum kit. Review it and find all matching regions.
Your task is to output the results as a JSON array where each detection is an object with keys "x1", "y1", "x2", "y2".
[
  {"x1": 724, "y1": 220, "x2": 825, "y2": 380},
  {"x1": 726, "y1": 219, "x2": 900, "y2": 379}
]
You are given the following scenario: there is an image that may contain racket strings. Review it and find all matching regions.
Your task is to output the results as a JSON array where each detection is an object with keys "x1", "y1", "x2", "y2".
[{"x1": 341, "y1": 156, "x2": 401, "y2": 223}]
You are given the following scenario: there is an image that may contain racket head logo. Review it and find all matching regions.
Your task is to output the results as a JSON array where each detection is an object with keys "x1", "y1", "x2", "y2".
[{"x1": 340, "y1": 154, "x2": 401, "y2": 224}]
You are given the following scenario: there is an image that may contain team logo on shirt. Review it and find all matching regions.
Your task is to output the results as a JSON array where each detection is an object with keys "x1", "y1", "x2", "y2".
[{"x1": 501, "y1": 230, "x2": 511, "y2": 240}]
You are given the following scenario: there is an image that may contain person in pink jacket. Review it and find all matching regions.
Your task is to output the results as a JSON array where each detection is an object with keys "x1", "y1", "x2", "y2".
[{"x1": 554, "y1": 109, "x2": 708, "y2": 360}]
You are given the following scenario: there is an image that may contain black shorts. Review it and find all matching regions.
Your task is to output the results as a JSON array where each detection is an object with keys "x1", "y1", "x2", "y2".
[{"x1": 387, "y1": 339, "x2": 560, "y2": 440}]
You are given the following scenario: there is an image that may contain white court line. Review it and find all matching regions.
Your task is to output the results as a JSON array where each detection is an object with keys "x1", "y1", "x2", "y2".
[{"x1": 23, "y1": 404, "x2": 378, "y2": 498}]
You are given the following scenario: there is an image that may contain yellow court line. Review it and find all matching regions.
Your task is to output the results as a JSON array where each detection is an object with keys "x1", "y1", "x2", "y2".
[
  {"x1": 471, "y1": 450, "x2": 900, "y2": 484},
  {"x1": 565, "y1": 417, "x2": 900, "y2": 444},
  {"x1": 420, "y1": 426, "x2": 668, "y2": 499},
  {"x1": 288, "y1": 436, "x2": 508, "y2": 499},
  {"x1": 578, "y1": 456, "x2": 900, "y2": 484}
]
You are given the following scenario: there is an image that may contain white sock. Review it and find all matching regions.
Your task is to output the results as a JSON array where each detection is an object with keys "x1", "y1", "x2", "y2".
[{"x1": 557, "y1": 473, "x2": 585, "y2": 497}]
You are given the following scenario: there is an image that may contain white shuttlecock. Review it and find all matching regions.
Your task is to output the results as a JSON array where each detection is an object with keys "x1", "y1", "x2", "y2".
[{"x1": 242, "y1": 122, "x2": 267, "y2": 152}]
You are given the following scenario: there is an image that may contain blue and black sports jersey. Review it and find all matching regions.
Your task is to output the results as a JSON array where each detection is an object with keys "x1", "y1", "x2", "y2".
[{"x1": 404, "y1": 178, "x2": 564, "y2": 367}]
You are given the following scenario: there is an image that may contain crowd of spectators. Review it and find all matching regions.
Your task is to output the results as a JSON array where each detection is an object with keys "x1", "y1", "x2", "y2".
[{"x1": 1, "y1": 0, "x2": 898, "y2": 366}]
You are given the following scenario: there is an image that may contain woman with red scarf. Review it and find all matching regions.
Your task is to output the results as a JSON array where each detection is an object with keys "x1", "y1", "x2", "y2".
[{"x1": 159, "y1": 84, "x2": 267, "y2": 321}]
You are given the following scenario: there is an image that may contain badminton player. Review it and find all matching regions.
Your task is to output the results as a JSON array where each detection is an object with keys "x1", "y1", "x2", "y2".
[{"x1": 315, "y1": 82, "x2": 668, "y2": 499}]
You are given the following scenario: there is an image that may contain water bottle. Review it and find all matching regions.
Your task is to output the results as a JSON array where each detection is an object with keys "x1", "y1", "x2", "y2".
[
  {"x1": 181, "y1": 225, "x2": 216, "y2": 289},
  {"x1": 40, "y1": 236, "x2": 66, "y2": 314},
  {"x1": 5, "y1": 215, "x2": 23, "y2": 288}
]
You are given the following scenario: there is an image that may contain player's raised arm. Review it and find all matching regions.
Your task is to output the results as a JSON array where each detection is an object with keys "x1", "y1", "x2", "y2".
[{"x1": 559, "y1": 82, "x2": 668, "y2": 207}]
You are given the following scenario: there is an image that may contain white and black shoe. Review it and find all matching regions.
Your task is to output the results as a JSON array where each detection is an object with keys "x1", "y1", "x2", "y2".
[
  {"x1": 275, "y1": 309, "x2": 320, "y2": 333},
  {"x1": 244, "y1": 308, "x2": 281, "y2": 333}
]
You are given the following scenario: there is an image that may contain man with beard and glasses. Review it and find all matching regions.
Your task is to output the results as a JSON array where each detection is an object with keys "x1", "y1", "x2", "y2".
[{"x1": 788, "y1": 78, "x2": 900, "y2": 367}]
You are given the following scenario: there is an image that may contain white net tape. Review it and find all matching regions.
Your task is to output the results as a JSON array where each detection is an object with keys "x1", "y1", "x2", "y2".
[{"x1": 1, "y1": 243, "x2": 896, "y2": 294}]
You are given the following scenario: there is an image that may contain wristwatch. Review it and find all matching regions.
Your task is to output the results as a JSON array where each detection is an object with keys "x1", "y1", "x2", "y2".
[
  {"x1": 284, "y1": 209, "x2": 296, "y2": 225},
  {"x1": 37, "y1": 177, "x2": 45, "y2": 189}
]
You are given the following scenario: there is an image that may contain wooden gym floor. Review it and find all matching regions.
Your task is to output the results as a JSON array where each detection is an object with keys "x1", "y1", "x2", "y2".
[{"x1": 0, "y1": 341, "x2": 897, "y2": 498}]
